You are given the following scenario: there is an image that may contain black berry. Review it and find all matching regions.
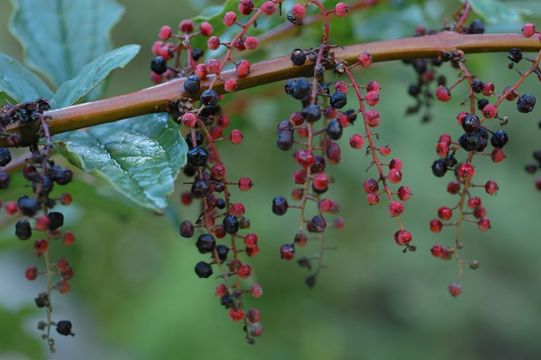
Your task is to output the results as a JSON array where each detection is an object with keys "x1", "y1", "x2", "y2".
[
  {"x1": 180, "y1": 220, "x2": 194, "y2": 238},
  {"x1": 490, "y1": 129, "x2": 509, "y2": 148},
  {"x1": 187, "y1": 146, "x2": 209, "y2": 167},
  {"x1": 194, "y1": 261, "x2": 213, "y2": 278},
  {"x1": 301, "y1": 104, "x2": 321, "y2": 123},
  {"x1": 0, "y1": 148, "x2": 11, "y2": 167},
  {"x1": 15, "y1": 220, "x2": 32, "y2": 240},
  {"x1": 432, "y1": 159, "x2": 447, "y2": 177},
  {"x1": 150, "y1": 56, "x2": 167, "y2": 74},
  {"x1": 330, "y1": 91, "x2": 347, "y2": 109},
  {"x1": 223, "y1": 214, "x2": 239, "y2": 234},
  {"x1": 272, "y1": 196, "x2": 288, "y2": 215},
  {"x1": 17, "y1": 196, "x2": 41, "y2": 217},
  {"x1": 200, "y1": 89, "x2": 219, "y2": 106},
  {"x1": 326, "y1": 120, "x2": 343, "y2": 140},
  {"x1": 184, "y1": 75, "x2": 201, "y2": 94},
  {"x1": 196, "y1": 233, "x2": 216, "y2": 253},
  {"x1": 56, "y1": 320, "x2": 74, "y2": 336},
  {"x1": 517, "y1": 93, "x2": 536, "y2": 113},
  {"x1": 47, "y1": 212, "x2": 64, "y2": 230},
  {"x1": 290, "y1": 49, "x2": 306, "y2": 66}
]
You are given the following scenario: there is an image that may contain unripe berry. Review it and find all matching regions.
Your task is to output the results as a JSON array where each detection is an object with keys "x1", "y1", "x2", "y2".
[
  {"x1": 199, "y1": 22, "x2": 213, "y2": 36},
  {"x1": 387, "y1": 169, "x2": 402, "y2": 184},
  {"x1": 491, "y1": 148, "x2": 506, "y2": 163},
  {"x1": 447, "y1": 181, "x2": 461, "y2": 194},
  {"x1": 478, "y1": 217, "x2": 491, "y2": 231},
  {"x1": 250, "y1": 283, "x2": 263, "y2": 298},
  {"x1": 287, "y1": 4, "x2": 306, "y2": 25},
  {"x1": 435, "y1": 85, "x2": 451, "y2": 101},
  {"x1": 367, "y1": 193, "x2": 379, "y2": 205},
  {"x1": 244, "y1": 36, "x2": 258, "y2": 50},
  {"x1": 358, "y1": 52, "x2": 372, "y2": 67},
  {"x1": 236, "y1": 59, "x2": 251, "y2": 77},
  {"x1": 522, "y1": 23, "x2": 536, "y2": 37},
  {"x1": 229, "y1": 308, "x2": 245, "y2": 321},
  {"x1": 223, "y1": 11, "x2": 237, "y2": 26},
  {"x1": 455, "y1": 162, "x2": 475, "y2": 180},
  {"x1": 181, "y1": 113, "x2": 197, "y2": 127},
  {"x1": 239, "y1": 177, "x2": 253, "y2": 191},
  {"x1": 237, "y1": 263, "x2": 252, "y2": 278},
  {"x1": 296, "y1": 150, "x2": 315, "y2": 168},
  {"x1": 484, "y1": 180, "x2": 499, "y2": 195},
  {"x1": 313, "y1": 173, "x2": 329, "y2": 192},
  {"x1": 394, "y1": 230, "x2": 412, "y2": 246},
  {"x1": 365, "y1": 110, "x2": 380, "y2": 127},
  {"x1": 349, "y1": 134, "x2": 364, "y2": 149},
  {"x1": 261, "y1": 1, "x2": 277, "y2": 15},
  {"x1": 363, "y1": 178, "x2": 379, "y2": 193},
  {"x1": 158, "y1": 25, "x2": 172, "y2": 40},
  {"x1": 437, "y1": 206, "x2": 453, "y2": 220},
  {"x1": 207, "y1": 36, "x2": 221, "y2": 50},
  {"x1": 388, "y1": 201, "x2": 404, "y2": 217},
  {"x1": 448, "y1": 283, "x2": 462, "y2": 297},
  {"x1": 25, "y1": 266, "x2": 38, "y2": 280},
  {"x1": 230, "y1": 129, "x2": 244, "y2": 144},
  {"x1": 238, "y1": 0, "x2": 254, "y2": 15},
  {"x1": 430, "y1": 219, "x2": 443, "y2": 233},
  {"x1": 365, "y1": 91, "x2": 379, "y2": 106},
  {"x1": 482, "y1": 104, "x2": 498, "y2": 118},
  {"x1": 335, "y1": 2, "x2": 349, "y2": 16},
  {"x1": 179, "y1": 19, "x2": 194, "y2": 33},
  {"x1": 397, "y1": 186, "x2": 412, "y2": 201}
]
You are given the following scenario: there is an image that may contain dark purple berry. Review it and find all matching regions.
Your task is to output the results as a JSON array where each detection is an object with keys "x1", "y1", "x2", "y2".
[
  {"x1": 47, "y1": 212, "x2": 64, "y2": 230},
  {"x1": 517, "y1": 93, "x2": 536, "y2": 113},
  {"x1": 461, "y1": 114, "x2": 480, "y2": 133},
  {"x1": 223, "y1": 214, "x2": 239, "y2": 234},
  {"x1": 15, "y1": 220, "x2": 32, "y2": 240},
  {"x1": 508, "y1": 48, "x2": 523, "y2": 63},
  {"x1": 307, "y1": 215, "x2": 326, "y2": 233},
  {"x1": 194, "y1": 261, "x2": 213, "y2": 278},
  {"x1": 301, "y1": 104, "x2": 321, "y2": 123},
  {"x1": 432, "y1": 159, "x2": 447, "y2": 177},
  {"x1": 290, "y1": 49, "x2": 306, "y2": 66},
  {"x1": 0, "y1": 148, "x2": 11, "y2": 167},
  {"x1": 151, "y1": 56, "x2": 167, "y2": 74},
  {"x1": 200, "y1": 89, "x2": 219, "y2": 106},
  {"x1": 330, "y1": 91, "x2": 347, "y2": 109},
  {"x1": 180, "y1": 220, "x2": 194, "y2": 238},
  {"x1": 326, "y1": 120, "x2": 343, "y2": 140},
  {"x1": 187, "y1": 146, "x2": 208, "y2": 167},
  {"x1": 56, "y1": 320, "x2": 74, "y2": 336},
  {"x1": 17, "y1": 196, "x2": 41, "y2": 217},
  {"x1": 490, "y1": 129, "x2": 508, "y2": 148},
  {"x1": 272, "y1": 196, "x2": 288, "y2": 215},
  {"x1": 216, "y1": 244, "x2": 229, "y2": 260},
  {"x1": 196, "y1": 233, "x2": 216, "y2": 253},
  {"x1": 184, "y1": 75, "x2": 201, "y2": 94}
]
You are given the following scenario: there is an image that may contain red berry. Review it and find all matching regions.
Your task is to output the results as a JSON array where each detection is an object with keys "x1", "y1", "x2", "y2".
[
  {"x1": 482, "y1": 104, "x2": 498, "y2": 118},
  {"x1": 237, "y1": 263, "x2": 252, "y2": 278},
  {"x1": 244, "y1": 233, "x2": 258, "y2": 247},
  {"x1": 25, "y1": 266, "x2": 38, "y2": 280},
  {"x1": 387, "y1": 169, "x2": 402, "y2": 184},
  {"x1": 430, "y1": 219, "x2": 443, "y2": 233},
  {"x1": 313, "y1": 173, "x2": 329, "y2": 191},
  {"x1": 207, "y1": 36, "x2": 221, "y2": 50},
  {"x1": 5, "y1": 201, "x2": 17, "y2": 215},
  {"x1": 34, "y1": 239, "x2": 48, "y2": 256},
  {"x1": 63, "y1": 232, "x2": 75, "y2": 246},
  {"x1": 389, "y1": 158, "x2": 403, "y2": 171},
  {"x1": 247, "y1": 308, "x2": 261, "y2": 323},
  {"x1": 394, "y1": 230, "x2": 412, "y2": 246},
  {"x1": 435, "y1": 85, "x2": 451, "y2": 101},
  {"x1": 230, "y1": 129, "x2": 244, "y2": 144},
  {"x1": 430, "y1": 244, "x2": 444, "y2": 258},
  {"x1": 522, "y1": 23, "x2": 536, "y2": 37},
  {"x1": 158, "y1": 25, "x2": 172, "y2": 40},
  {"x1": 151, "y1": 40, "x2": 163, "y2": 56},
  {"x1": 215, "y1": 284, "x2": 228, "y2": 297},
  {"x1": 448, "y1": 283, "x2": 462, "y2": 297},
  {"x1": 60, "y1": 193, "x2": 72, "y2": 205},
  {"x1": 482, "y1": 82, "x2": 495, "y2": 96},
  {"x1": 223, "y1": 11, "x2": 237, "y2": 26},
  {"x1": 238, "y1": 0, "x2": 254, "y2": 15},
  {"x1": 181, "y1": 113, "x2": 197, "y2": 127},
  {"x1": 293, "y1": 169, "x2": 307, "y2": 184},
  {"x1": 280, "y1": 243, "x2": 295, "y2": 260},
  {"x1": 290, "y1": 4, "x2": 306, "y2": 22},
  {"x1": 397, "y1": 186, "x2": 412, "y2": 201},
  {"x1": 447, "y1": 181, "x2": 461, "y2": 194},
  {"x1": 437, "y1": 206, "x2": 453, "y2": 220},
  {"x1": 35, "y1": 216, "x2": 50, "y2": 231},
  {"x1": 484, "y1": 180, "x2": 499, "y2": 195},
  {"x1": 363, "y1": 178, "x2": 379, "y2": 193},
  {"x1": 295, "y1": 150, "x2": 315, "y2": 168},
  {"x1": 335, "y1": 81, "x2": 348, "y2": 93},
  {"x1": 467, "y1": 196, "x2": 482, "y2": 209},
  {"x1": 244, "y1": 36, "x2": 258, "y2": 50},
  {"x1": 250, "y1": 283, "x2": 263, "y2": 298},
  {"x1": 379, "y1": 145, "x2": 392, "y2": 156},
  {"x1": 367, "y1": 193, "x2": 379, "y2": 205},
  {"x1": 436, "y1": 142, "x2": 449, "y2": 158},
  {"x1": 224, "y1": 79, "x2": 237, "y2": 93},
  {"x1": 349, "y1": 134, "x2": 364, "y2": 149},
  {"x1": 318, "y1": 198, "x2": 334, "y2": 213},
  {"x1": 56, "y1": 258, "x2": 70, "y2": 271},
  {"x1": 57, "y1": 279, "x2": 71, "y2": 294},
  {"x1": 239, "y1": 177, "x2": 253, "y2": 191},
  {"x1": 456, "y1": 163, "x2": 475, "y2": 180},
  {"x1": 358, "y1": 52, "x2": 372, "y2": 67},
  {"x1": 335, "y1": 2, "x2": 349, "y2": 16},
  {"x1": 261, "y1": 1, "x2": 277, "y2": 15},
  {"x1": 229, "y1": 308, "x2": 245, "y2": 321},
  {"x1": 199, "y1": 21, "x2": 213, "y2": 36},
  {"x1": 206, "y1": 58, "x2": 221, "y2": 74},
  {"x1": 195, "y1": 63, "x2": 207, "y2": 79},
  {"x1": 388, "y1": 201, "x2": 404, "y2": 217},
  {"x1": 236, "y1": 59, "x2": 251, "y2": 77},
  {"x1": 179, "y1": 19, "x2": 194, "y2": 33},
  {"x1": 491, "y1": 148, "x2": 505, "y2": 163},
  {"x1": 478, "y1": 217, "x2": 491, "y2": 231}
]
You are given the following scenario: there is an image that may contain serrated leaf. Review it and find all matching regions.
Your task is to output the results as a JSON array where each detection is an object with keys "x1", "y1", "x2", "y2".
[
  {"x1": 469, "y1": 0, "x2": 530, "y2": 24},
  {"x1": 51, "y1": 45, "x2": 140, "y2": 109},
  {"x1": 9, "y1": 0, "x2": 124, "y2": 88},
  {"x1": 54, "y1": 114, "x2": 187, "y2": 212},
  {"x1": 0, "y1": 53, "x2": 53, "y2": 102}
]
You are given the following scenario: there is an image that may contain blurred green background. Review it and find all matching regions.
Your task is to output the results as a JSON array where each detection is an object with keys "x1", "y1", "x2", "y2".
[{"x1": 1, "y1": 0, "x2": 541, "y2": 359}]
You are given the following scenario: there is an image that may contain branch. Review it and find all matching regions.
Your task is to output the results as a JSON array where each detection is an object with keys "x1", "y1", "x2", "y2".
[{"x1": 2, "y1": 32, "x2": 540, "y2": 147}]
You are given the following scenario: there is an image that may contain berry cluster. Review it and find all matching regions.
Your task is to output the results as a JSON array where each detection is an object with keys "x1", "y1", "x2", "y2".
[
  {"x1": 150, "y1": 1, "x2": 288, "y2": 343},
  {"x1": 404, "y1": 2, "x2": 485, "y2": 122},
  {"x1": 271, "y1": 0, "x2": 413, "y2": 289},
  {"x1": 427, "y1": 21, "x2": 541, "y2": 296},
  {"x1": 0, "y1": 100, "x2": 75, "y2": 352}
]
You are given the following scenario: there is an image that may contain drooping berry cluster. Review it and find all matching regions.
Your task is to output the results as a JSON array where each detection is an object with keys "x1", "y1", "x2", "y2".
[
  {"x1": 151, "y1": 2, "x2": 288, "y2": 343},
  {"x1": 404, "y1": 2, "x2": 485, "y2": 122},
  {"x1": 271, "y1": 0, "x2": 413, "y2": 289},
  {"x1": 428, "y1": 21, "x2": 541, "y2": 296},
  {"x1": 1, "y1": 99, "x2": 76, "y2": 352}
]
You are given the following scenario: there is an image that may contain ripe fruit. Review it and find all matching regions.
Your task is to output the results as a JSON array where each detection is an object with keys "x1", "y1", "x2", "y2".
[
  {"x1": 150, "y1": 56, "x2": 167, "y2": 75},
  {"x1": 194, "y1": 261, "x2": 213, "y2": 278},
  {"x1": 517, "y1": 93, "x2": 536, "y2": 113}
]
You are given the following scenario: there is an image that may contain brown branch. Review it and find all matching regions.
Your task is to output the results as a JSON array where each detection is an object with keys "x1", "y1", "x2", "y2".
[{"x1": 2, "y1": 32, "x2": 540, "y2": 147}]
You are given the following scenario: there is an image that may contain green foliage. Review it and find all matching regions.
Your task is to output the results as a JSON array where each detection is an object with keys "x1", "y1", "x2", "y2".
[
  {"x1": 9, "y1": 0, "x2": 124, "y2": 87},
  {"x1": 469, "y1": 0, "x2": 530, "y2": 24},
  {"x1": 0, "y1": 54, "x2": 52, "y2": 101},
  {"x1": 51, "y1": 45, "x2": 140, "y2": 109},
  {"x1": 54, "y1": 114, "x2": 187, "y2": 212}
]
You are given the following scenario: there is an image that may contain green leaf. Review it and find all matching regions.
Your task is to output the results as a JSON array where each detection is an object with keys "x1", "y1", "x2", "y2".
[
  {"x1": 0, "y1": 53, "x2": 53, "y2": 102},
  {"x1": 9, "y1": 0, "x2": 124, "y2": 87},
  {"x1": 54, "y1": 114, "x2": 187, "y2": 212},
  {"x1": 51, "y1": 45, "x2": 140, "y2": 109},
  {"x1": 469, "y1": 0, "x2": 530, "y2": 24}
]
